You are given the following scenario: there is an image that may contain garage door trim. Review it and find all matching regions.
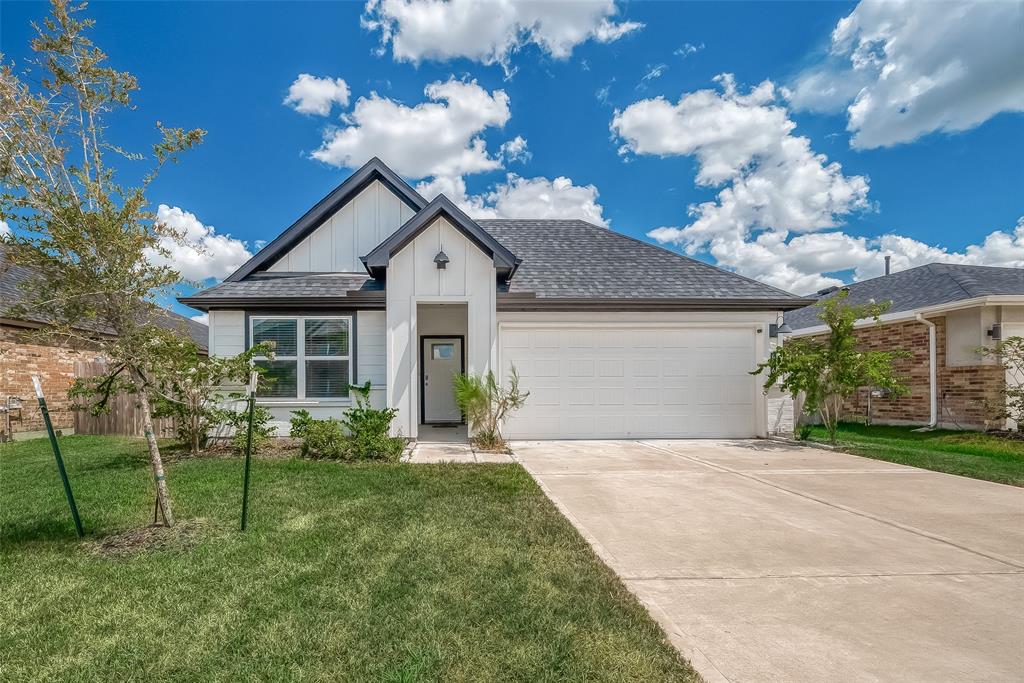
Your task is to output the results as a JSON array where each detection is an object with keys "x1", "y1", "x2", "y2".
[{"x1": 497, "y1": 321, "x2": 767, "y2": 439}]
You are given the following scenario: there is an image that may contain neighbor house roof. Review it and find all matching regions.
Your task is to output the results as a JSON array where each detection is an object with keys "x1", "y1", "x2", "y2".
[
  {"x1": 1, "y1": 246, "x2": 209, "y2": 351},
  {"x1": 787, "y1": 263, "x2": 1024, "y2": 331},
  {"x1": 480, "y1": 219, "x2": 808, "y2": 309}
]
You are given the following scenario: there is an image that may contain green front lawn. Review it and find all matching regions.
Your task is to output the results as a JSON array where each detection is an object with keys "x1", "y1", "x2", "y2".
[
  {"x1": 0, "y1": 436, "x2": 695, "y2": 682},
  {"x1": 805, "y1": 423, "x2": 1024, "y2": 486}
]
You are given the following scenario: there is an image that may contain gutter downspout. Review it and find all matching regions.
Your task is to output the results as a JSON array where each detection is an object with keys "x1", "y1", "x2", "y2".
[{"x1": 915, "y1": 314, "x2": 938, "y2": 428}]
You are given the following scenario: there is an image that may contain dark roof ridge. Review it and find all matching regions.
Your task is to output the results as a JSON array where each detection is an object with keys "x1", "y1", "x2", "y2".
[{"x1": 939, "y1": 264, "x2": 984, "y2": 298}]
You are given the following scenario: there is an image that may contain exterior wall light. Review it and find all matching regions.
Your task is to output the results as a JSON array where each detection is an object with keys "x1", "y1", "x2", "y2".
[
  {"x1": 769, "y1": 314, "x2": 793, "y2": 338},
  {"x1": 434, "y1": 250, "x2": 449, "y2": 269}
]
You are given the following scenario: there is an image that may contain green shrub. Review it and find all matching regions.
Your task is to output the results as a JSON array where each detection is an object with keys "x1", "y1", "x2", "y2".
[
  {"x1": 289, "y1": 409, "x2": 316, "y2": 440},
  {"x1": 294, "y1": 383, "x2": 404, "y2": 461},
  {"x1": 227, "y1": 404, "x2": 275, "y2": 454},
  {"x1": 339, "y1": 382, "x2": 404, "y2": 461},
  {"x1": 300, "y1": 419, "x2": 348, "y2": 459}
]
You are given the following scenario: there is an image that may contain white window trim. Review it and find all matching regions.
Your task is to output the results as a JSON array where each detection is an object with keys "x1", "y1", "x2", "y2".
[{"x1": 249, "y1": 315, "x2": 353, "y2": 403}]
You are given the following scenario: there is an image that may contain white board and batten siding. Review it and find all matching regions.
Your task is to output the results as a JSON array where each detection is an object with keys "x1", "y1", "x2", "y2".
[
  {"x1": 386, "y1": 216, "x2": 497, "y2": 438},
  {"x1": 267, "y1": 180, "x2": 416, "y2": 273},
  {"x1": 209, "y1": 310, "x2": 245, "y2": 357},
  {"x1": 356, "y1": 310, "x2": 387, "y2": 394},
  {"x1": 496, "y1": 311, "x2": 776, "y2": 439}
]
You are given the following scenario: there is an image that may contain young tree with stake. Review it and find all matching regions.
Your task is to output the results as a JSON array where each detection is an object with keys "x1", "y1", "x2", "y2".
[
  {"x1": 753, "y1": 291, "x2": 908, "y2": 444},
  {"x1": 0, "y1": 0, "x2": 205, "y2": 526}
]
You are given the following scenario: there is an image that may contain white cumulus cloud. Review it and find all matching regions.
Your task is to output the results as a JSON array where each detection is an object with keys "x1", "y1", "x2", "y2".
[
  {"x1": 148, "y1": 205, "x2": 253, "y2": 282},
  {"x1": 650, "y1": 217, "x2": 1024, "y2": 295},
  {"x1": 190, "y1": 313, "x2": 209, "y2": 325},
  {"x1": 417, "y1": 173, "x2": 607, "y2": 226},
  {"x1": 616, "y1": 72, "x2": 1024, "y2": 293},
  {"x1": 786, "y1": 0, "x2": 1024, "y2": 148},
  {"x1": 499, "y1": 135, "x2": 531, "y2": 163},
  {"x1": 362, "y1": 0, "x2": 642, "y2": 75},
  {"x1": 613, "y1": 73, "x2": 871, "y2": 250},
  {"x1": 284, "y1": 74, "x2": 351, "y2": 116},
  {"x1": 0, "y1": 220, "x2": 9, "y2": 237},
  {"x1": 312, "y1": 78, "x2": 510, "y2": 181}
]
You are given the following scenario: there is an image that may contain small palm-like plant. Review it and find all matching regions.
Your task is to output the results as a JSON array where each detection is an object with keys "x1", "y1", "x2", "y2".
[{"x1": 453, "y1": 367, "x2": 529, "y2": 451}]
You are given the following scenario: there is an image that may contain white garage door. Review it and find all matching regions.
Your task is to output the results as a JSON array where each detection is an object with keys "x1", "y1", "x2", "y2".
[{"x1": 500, "y1": 325, "x2": 760, "y2": 439}]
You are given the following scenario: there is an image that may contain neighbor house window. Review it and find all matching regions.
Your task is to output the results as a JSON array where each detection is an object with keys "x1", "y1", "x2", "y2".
[{"x1": 250, "y1": 316, "x2": 351, "y2": 400}]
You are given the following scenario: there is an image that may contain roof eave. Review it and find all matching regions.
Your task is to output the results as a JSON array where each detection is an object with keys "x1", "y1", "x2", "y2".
[
  {"x1": 177, "y1": 295, "x2": 386, "y2": 311},
  {"x1": 496, "y1": 295, "x2": 812, "y2": 312}
]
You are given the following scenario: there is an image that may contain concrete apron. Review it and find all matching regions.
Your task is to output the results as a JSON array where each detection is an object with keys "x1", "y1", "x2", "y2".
[{"x1": 511, "y1": 438, "x2": 1024, "y2": 683}]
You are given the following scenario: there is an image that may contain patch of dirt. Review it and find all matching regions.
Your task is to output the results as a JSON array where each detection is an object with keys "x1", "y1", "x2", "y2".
[
  {"x1": 89, "y1": 519, "x2": 206, "y2": 558},
  {"x1": 164, "y1": 440, "x2": 302, "y2": 462},
  {"x1": 469, "y1": 437, "x2": 512, "y2": 455}
]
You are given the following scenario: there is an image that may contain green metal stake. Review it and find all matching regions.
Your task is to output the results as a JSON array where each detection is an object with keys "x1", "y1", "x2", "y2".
[
  {"x1": 240, "y1": 371, "x2": 258, "y2": 531},
  {"x1": 32, "y1": 376, "x2": 84, "y2": 538}
]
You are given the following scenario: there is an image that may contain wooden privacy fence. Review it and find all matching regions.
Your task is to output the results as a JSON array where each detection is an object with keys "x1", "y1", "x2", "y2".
[{"x1": 72, "y1": 361, "x2": 177, "y2": 438}]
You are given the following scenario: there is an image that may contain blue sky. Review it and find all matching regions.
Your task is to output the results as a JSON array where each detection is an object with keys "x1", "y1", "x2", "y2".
[{"x1": 2, "y1": 1, "x2": 1022, "y2": 319}]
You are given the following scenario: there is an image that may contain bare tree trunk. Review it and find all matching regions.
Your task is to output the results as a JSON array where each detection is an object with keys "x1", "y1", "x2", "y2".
[
  {"x1": 822, "y1": 394, "x2": 841, "y2": 444},
  {"x1": 135, "y1": 386, "x2": 175, "y2": 527}
]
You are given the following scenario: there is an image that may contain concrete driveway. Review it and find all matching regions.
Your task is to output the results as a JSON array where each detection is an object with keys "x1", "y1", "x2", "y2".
[{"x1": 512, "y1": 439, "x2": 1024, "y2": 682}]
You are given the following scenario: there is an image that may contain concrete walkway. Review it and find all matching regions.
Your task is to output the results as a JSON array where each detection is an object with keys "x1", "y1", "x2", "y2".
[
  {"x1": 512, "y1": 439, "x2": 1024, "y2": 682},
  {"x1": 406, "y1": 439, "x2": 514, "y2": 463}
]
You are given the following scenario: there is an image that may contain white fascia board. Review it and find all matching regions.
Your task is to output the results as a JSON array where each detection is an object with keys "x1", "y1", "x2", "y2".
[{"x1": 788, "y1": 295, "x2": 1024, "y2": 338}]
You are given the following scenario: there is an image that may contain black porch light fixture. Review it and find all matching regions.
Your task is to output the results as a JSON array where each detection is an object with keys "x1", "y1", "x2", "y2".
[
  {"x1": 770, "y1": 314, "x2": 793, "y2": 338},
  {"x1": 434, "y1": 250, "x2": 449, "y2": 269}
]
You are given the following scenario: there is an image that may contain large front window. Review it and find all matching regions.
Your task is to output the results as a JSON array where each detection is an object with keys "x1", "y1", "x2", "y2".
[{"x1": 250, "y1": 316, "x2": 351, "y2": 400}]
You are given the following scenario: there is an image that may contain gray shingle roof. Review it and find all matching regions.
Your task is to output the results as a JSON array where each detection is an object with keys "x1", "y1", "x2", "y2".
[
  {"x1": 787, "y1": 263, "x2": 1024, "y2": 330},
  {"x1": 185, "y1": 219, "x2": 808, "y2": 309},
  {"x1": 181, "y1": 273, "x2": 382, "y2": 305},
  {"x1": 1, "y1": 246, "x2": 209, "y2": 351},
  {"x1": 478, "y1": 219, "x2": 805, "y2": 303}
]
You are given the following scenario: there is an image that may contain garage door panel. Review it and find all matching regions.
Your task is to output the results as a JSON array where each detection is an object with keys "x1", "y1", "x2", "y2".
[
  {"x1": 632, "y1": 358, "x2": 659, "y2": 377},
  {"x1": 502, "y1": 329, "x2": 531, "y2": 348},
  {"x1": 597, "y1": 390, "x2": 625, "y2": 406},
  {"x1": 597, "y1": 330, "x2": 628, "y2": 348},
  {"x1": 659, "y1": 387, "x2": 690, "y2": 406},
  {"x1": 531, "y1": 331, "x2": 560, "y2": 348},
  {"x1": 632, "y1": 386, "x2": 660, "y2": 405},
  {"x1": 533, "y1": 359, "x2": 560, "y2": 377},
  {"x1": 566, "y1": 331, "x2": 594, "y2": 349},
  {"x1": 568, "y1": 359, "x2": 593, "y2": 377},
  {"x1": 529, "y1": 386, "x2": 562, "y2": 406},
  {"x1": 662, "y1": 358, "x2": 690, "y2": 376},
  {"x1": 567, "y1": 388, "x2": 594, "y2": 406},
  {"x1": 501, "y1": 325, "x2": 758, "y2": 439},
  {"x1": 631, "y1": 330, "x2": 659, "y2": 348}
]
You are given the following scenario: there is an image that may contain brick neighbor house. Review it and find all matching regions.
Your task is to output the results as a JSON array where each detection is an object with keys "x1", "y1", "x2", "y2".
[
  {"x1": 0, "y1": 247, "x2": 208, "y2": 438},
  {"x1": 785, "y1": 263, "x2": 1024, "y2": 430}
]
